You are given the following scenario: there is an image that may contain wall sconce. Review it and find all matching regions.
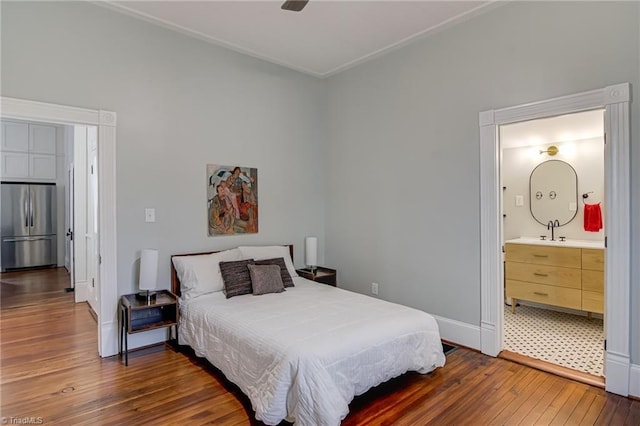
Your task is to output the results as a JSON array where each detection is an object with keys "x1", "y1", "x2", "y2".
[{"x1": 539, "y1": 145, "x2": 559, "y2": 156}]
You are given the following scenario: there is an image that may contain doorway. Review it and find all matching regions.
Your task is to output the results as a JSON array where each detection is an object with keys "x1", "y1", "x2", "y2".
[
  {"x1": 499, "y1": 110, "x2": 605, "y2": 378},
  {"x1": 478, "y1": 83, "x2": 631, "y2": 396},
  {"x1": 0, "y1": 96, "x2": 117, "y2": 357}
]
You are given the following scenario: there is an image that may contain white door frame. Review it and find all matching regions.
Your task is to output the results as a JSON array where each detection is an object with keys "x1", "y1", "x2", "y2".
[
  {"x1": 67, "y1": 163, "x2": 75, "y2": 288},
  {"x1": 1, "y1": 96, "x2": 118, "y2": 357},
  {"x1": 479, "y1": 83, "x2": 631, "y2": 396}
]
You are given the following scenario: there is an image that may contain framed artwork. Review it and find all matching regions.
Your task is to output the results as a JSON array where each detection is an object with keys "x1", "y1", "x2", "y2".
[{"x1": 207, "y1": 165, "x2": 258, "y2": 236}]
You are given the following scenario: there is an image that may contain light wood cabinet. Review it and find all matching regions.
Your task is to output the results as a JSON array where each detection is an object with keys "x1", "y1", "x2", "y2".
[
  {"x1": 581, "y1": 249, "x2": 604, "y2": 314},
  {"x1": 505, "y1": 243, "x2": 604, "y2": 314},
  {"x1": 1, "y1": 121, "x2": 57, "y2": 180}
]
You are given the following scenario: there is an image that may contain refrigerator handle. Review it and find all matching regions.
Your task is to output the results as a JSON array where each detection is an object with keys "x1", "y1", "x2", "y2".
[
  {"x1": 25, "y1": 195, "x2": 30, "y2": 227},
  {"x1": 29, "y1": 191, "x2": 34, "y2": 227}
]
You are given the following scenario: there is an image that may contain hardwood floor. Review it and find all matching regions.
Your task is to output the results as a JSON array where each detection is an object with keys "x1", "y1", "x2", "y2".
[{"x1": 1, "y1": 269, "x2": 638, "y2": 425}]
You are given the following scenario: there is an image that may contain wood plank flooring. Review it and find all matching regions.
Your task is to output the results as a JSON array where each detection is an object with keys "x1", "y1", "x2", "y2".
[{"x1": 1, "y1": 268, "x2": 638, "y2": 425}]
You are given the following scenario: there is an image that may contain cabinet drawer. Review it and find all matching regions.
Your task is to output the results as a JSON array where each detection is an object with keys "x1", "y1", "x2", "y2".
[
  {"x1": 582, "y1": 248, "x2": 604, "y2": 271},
  {"x1": 582, "y1": 269, "x2": 604, "y2": 293},
  {"x1": 582, "y1": 290, "x2": 604, "y2": 314},
  {"x1": 506, "y1": 280, "x2": 581, "y2": 310},
  {"x1": 505, "y1": 244, "x2": 581, "y2": 268},
  {"x1": 505, "y1": 262, "x2": 581, "y2": 289}
]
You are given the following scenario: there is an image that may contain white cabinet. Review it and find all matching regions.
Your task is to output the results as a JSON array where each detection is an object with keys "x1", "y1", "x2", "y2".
[
  {"x1": 1, "y1": 121, "x2": 29, "y2": 152},
  {"x1": 1, "y1": 152, "x2": 29, "y2": 178},
  {"x1": 29, "y1": 124, "x2": 57, "y2": 154},
  {"x1": 1, "y1": 121, "x2": 57, "y2": 180}
]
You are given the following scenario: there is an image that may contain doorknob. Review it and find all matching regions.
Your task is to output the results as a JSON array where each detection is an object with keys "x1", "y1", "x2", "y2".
[{"x1": 66, "y1": 229, "x2": 73, "y2": 240}]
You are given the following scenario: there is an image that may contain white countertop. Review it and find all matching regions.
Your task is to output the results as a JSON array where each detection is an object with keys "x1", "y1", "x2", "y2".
[{"x1": 505, "y1": 237, "x2": 605, "y2": 249}]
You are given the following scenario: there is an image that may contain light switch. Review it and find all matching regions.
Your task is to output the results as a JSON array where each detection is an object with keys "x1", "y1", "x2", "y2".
[
  {"x1": 515, "y1": 195, "x2": 524, "y2": 207},
  {"x1": 569, "y1": 202, "x2": 577, "y2": 212},
  {"x1": 145, "y1": 208, "x2": 155, "y2": 223}
]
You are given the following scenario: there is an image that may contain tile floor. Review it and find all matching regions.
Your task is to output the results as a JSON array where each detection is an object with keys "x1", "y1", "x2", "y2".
[{"x1": 503, "y1": 304, "x2": 604, "y2": 377}]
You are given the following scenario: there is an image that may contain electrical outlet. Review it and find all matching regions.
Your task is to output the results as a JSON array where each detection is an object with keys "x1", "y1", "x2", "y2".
[{"x1": 371, "y1": 282, "x2": 379, "y2": 295}]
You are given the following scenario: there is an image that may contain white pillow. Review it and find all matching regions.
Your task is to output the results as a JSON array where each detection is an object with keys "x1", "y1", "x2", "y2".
[
  {"x1": 172, "y1": 248, "x2": 242, "y2": 300},
  {"x1": 238, "y1": 245, "x2": 298, "y2": 278}
]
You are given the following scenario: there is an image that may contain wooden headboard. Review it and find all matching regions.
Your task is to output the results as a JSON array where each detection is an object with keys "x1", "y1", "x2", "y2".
[{"x1": 171, "y1": 245, "x2": 294, "y2": 297}]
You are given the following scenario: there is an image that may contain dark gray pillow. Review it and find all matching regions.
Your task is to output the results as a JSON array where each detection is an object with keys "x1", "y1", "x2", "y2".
[
  {"x1": 220, "y1": 259, "x2": 254, "y2": 298},
  {"x1": 247, "y1": 264, "x2": 285, "y2": 296},
  {"x1": 253, "y1": 257, "x2": 294, "y2": 287}
]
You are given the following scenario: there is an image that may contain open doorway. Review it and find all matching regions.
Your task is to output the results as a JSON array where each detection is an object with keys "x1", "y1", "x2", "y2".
[
  {"x1": 1, "y1": 96, "x2": 117, "y2": 357},
  {"x1": 478, "y1": 83, "x2": 631, "y2": 396},
  {"x1": 499, "y1": 110, "x2": 605, "y2": 378},
  {"x1": 1, "y1": 120, "x2": 100, "y2": 318}
]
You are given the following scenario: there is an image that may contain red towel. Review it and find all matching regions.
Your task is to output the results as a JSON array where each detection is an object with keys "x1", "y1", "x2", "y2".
[{"x1": 584, "y1": 203, "x2": 603, "y2": 232}]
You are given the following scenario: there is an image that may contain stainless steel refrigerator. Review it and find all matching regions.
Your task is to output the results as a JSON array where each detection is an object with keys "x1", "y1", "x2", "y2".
[{"x1": 1, "y1": 182, "x2": 57, "y2": 271}]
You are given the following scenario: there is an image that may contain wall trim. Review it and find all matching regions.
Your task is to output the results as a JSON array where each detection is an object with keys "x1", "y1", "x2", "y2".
[
  {"x1": 74, "y1": 280, "x2": 89, "y2": 303},
  {"x1": 432, "y1": 314, "x2": 481, "y2": 351},
  {"x1": 1, "y1": 96, "x2": 118, "y2": 358},
  {"x1": 478, "y1": 83, "x2": 631, "y2": 396},
  {"x1": 630, "y1": 363, "x2": 640, "y2": 398}
]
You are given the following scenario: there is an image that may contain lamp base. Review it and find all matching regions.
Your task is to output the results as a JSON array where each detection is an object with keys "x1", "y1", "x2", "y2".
[{"x1": 135, "y1": 290, "x2": 157, "y2": 304}]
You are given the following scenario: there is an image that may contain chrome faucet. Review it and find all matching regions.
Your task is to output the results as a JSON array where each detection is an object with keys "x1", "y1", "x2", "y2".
[{"x1": 547, "y1": 219, "x2": 560, "y2": 241}]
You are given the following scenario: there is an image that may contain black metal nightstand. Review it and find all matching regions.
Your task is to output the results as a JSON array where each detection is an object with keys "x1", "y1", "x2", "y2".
[
  {"x1": 296, "y1": 267, "x2": 337, "y2": 287},
  {"x1": 119, "y1": 290, "x2": 178, "y2": 366}
]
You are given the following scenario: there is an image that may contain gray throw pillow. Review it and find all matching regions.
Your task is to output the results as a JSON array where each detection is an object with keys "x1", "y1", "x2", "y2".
[
  {"x1": 253, "y1": 257, "x2": 295, "y2": 287},
  {"x1": 247, "y1": 264, "x2": 285, "y2": 296},
  {"x1": 220, "y1": 259, "x2": 254, "y2": 298}
]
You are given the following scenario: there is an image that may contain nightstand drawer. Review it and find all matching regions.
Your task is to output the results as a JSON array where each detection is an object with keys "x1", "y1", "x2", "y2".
[{"x1": 297, "y1": 267, "x2": 337, "y2": 287}]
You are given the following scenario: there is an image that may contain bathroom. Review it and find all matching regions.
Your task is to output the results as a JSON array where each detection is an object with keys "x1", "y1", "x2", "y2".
[{"x1": 500, "y1": 109, "x2": 605, "y2": 378}]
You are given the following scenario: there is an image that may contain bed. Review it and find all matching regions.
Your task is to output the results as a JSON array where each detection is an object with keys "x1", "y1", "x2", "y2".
[{"x1": 171, "y1": 245, "x2": 445, "y2": 426}]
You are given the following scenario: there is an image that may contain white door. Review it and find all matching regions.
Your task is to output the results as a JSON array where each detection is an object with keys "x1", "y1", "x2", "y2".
[
  {"x1": 66, "y1": 164, "x2": 75, "y2": 287},
  {"x1": 86, "y1": 128, "x2": 99, "y2": 316}
]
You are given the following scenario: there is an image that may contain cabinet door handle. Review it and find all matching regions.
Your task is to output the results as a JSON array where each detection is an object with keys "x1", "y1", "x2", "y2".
[
  {"x1": 533, "y1": 272, "x2": 549, "y2": 277},
  {"x1": 533, "y1": 291, "x2": 548, "y2": 296},
  {"x1": 533, "y1": 254, "x2": 549, "y2": 258}
]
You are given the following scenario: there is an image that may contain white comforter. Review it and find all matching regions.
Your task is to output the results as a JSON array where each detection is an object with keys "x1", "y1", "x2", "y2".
[{"x1": 179, "y1": 277, "x2": 445, "y2": 426}]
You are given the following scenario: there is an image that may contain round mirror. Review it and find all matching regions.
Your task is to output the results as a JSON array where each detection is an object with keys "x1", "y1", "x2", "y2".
[{"x1": 529, "y1": 160, "x2": 578, "y2": 226}]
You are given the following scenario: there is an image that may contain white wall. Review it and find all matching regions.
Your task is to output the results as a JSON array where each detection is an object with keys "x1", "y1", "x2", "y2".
[
  {"x1": 325, "y1": 1, "x2": 639, "y2": 362},
  {"x1": 503, "y1": 137, "x2": 605, "y2": 242},
  {"x1": 0, "y1": 1, "x2": 327, "y2": 295}
]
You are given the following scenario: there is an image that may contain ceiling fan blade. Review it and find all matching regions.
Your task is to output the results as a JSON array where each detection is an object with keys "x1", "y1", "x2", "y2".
[{"x1": 281, "y1": 0, "x2": 309, "y2": 12}]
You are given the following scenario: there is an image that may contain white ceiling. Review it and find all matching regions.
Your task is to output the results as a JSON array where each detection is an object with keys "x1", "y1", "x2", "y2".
[
  {"x1": 103, "y1": 0, "x2": 494, "y2": 78},
  {"x1": 500, "y1": 110, "x2": 605, "y2": 150}
]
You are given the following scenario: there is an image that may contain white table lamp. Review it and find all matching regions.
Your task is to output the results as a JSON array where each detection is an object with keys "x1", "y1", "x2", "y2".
[
  {"x1": 305, "y1": 237, "x2": 318, "y2": 272},
  {"x1": 138, "y1": 248, "x2": 158, "y2": 303}
]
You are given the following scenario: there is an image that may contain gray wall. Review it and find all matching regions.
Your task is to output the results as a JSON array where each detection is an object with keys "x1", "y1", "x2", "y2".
[
  {"x1": 2, "y1": 1, "x2": 639, "y2": 365},
  {"x1": 325, "y1": 1, "x2": 639, "y2": 361},
  {"x1": 0, "y1": 1, "x2": 327, "y2": 293}
]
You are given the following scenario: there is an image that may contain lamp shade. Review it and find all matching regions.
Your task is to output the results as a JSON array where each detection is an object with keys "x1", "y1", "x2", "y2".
[
  {"x1": 139, "y1": 249, "x2": 158, "y2": 291},
  {"x1": 305, "y1": 237, "x2": 318, "y2": 268}
]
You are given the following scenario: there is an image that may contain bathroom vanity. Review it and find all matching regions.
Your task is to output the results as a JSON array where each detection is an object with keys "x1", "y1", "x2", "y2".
[{"x1": 505, "y1": 238, "x2": 604, "y2": 315}]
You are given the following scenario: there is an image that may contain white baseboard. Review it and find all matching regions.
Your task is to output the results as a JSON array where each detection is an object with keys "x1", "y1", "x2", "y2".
[
  {"x1": 605, "y1": 350, "x2": 630, "y2": 396},
  {"x1": 75, "y1": 280, "x2": 88, "y2": 302},
  {"x1": 630, "y1": 363, "x2": 640, "y2": 397},
  {"x1": 432, "y1": 315, "x2": 481, "y2": 350}
]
